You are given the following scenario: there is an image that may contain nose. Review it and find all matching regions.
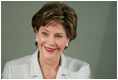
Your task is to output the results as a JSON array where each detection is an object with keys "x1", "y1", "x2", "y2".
[{"x1": 47, "y1": 35, "x2": 55, "y2": 46}]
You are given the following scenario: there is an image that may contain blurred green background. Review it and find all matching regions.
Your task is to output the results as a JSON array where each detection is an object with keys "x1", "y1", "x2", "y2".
[{"x1": 1, "y1": 1, "x2": 117, "y2": 79}]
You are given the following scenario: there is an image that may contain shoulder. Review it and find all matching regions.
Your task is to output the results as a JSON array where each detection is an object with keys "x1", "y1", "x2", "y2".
[
  {"x1": 8, "y1": 55, "x2": 31, "y2": 65},
  {"x1": 65, "y1": 55, "x2": 89, "y2": 68},
  {"x1": 64, "y1": 55, "x2": 92, "y2": 78},
  {"x1": 2, "y1": 55, "x2": 31, "y2": 79}
]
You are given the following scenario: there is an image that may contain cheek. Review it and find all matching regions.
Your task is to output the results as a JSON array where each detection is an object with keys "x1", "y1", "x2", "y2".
[
  {"x1": 56, "y1": 39, "x2": 66, "y2": 49},
  {"x1": 37, "y1": 35, "x2": 46, "y2": 45}
]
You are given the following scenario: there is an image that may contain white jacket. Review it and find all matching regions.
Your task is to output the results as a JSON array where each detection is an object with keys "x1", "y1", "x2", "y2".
[{"x1": 2, "y1": 50, "x2": 92, "y2": 79}]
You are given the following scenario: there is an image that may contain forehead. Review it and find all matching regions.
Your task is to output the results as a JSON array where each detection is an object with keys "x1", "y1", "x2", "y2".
[{"x1": 40, "y1": 24, "x2": 66, "y2": 33}]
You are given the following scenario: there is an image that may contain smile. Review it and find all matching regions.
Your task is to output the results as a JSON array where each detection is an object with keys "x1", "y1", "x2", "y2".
[{"x1": 44, "y1": 46, "x2": 57, "y2": 52}]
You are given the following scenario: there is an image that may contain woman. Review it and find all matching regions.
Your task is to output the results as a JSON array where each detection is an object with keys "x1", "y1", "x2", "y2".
[{"x1": 2, "y1": 2, "x2": 92, "y2": 79}]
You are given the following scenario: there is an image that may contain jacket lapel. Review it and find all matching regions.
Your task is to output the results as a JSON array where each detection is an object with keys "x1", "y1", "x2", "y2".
[
  {"x1": 29, "y1": 50, "x2": 43, "y2": 79},
  {"x1": 56, "y1": 53, "x2": 71, "y2": 79}
]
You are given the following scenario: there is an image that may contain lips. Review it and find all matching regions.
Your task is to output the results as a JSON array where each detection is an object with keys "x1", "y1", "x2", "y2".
[{"x1": 44, "y1": 46, "x2": 57, "y2": 52}]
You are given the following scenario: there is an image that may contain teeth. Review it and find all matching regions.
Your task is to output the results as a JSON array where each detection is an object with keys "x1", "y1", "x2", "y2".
[
  {"x1": 46, "y1": 47, "x2": 55, "y2": 50},
  {"x1": 47, "y1": 48, "x2": 53, "y2": 50}
]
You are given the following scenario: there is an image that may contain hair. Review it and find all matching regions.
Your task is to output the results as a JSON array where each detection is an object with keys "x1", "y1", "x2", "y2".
[{"x1": 32, "y1": 2, "x2": 77, "y2": 48}]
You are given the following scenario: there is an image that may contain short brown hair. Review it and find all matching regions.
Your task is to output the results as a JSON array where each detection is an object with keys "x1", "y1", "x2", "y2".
[{"x1": 32, "y1": 2, "x2": 77, "y2": 47}]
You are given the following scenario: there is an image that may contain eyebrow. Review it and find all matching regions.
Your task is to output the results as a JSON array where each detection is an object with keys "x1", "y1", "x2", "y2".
[
  {"x1": 41, "y1": 28, "x2": 49, "y2": 32},
  {"x1": 41, "y1": 28, "x2": 64, "y2": 35},
  {"x1": 56, "y1": 33, "x2": 64, "y2": 35}
]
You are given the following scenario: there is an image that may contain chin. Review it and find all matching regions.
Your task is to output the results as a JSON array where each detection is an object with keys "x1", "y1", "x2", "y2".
[{"x1": 44, "y1": 49, "x2": 61, "y2": 60}]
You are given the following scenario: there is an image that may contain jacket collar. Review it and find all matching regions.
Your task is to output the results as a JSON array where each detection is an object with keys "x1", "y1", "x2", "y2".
[{"x1": 29, "y1": 49, "x2": 70, "y2": 79}]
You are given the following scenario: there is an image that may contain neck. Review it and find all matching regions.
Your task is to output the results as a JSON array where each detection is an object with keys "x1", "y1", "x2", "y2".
[{"x1": 39, "y1": 53, "x2": 61, "y2": 73}]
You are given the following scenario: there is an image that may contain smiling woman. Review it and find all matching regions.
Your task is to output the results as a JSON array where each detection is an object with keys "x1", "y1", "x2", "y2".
[
  {"x1": 2, "y1": 2, "x2": 92, "y2": 79},
  {"x1": 36, "y1": 24, "x2": 70, "y2": 62}
]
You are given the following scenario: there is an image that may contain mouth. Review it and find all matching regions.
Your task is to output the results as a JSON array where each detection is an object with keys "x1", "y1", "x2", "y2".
[{"x1": 44, "y1": 46, "x2": 57, "y2": 52}]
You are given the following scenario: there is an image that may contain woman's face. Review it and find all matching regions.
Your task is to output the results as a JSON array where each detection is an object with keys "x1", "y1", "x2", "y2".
[{"x1": 36, "y1": 23, "x2": 70, "y2": 60}]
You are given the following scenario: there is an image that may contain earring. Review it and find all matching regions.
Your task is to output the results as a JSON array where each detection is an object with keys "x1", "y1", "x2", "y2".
[
  {"x1": 66, "y1": 43, "x2": 68, "y2": 47},
  {"x1": 36, "y1": 39, "x2": 38, "y2": 42}
]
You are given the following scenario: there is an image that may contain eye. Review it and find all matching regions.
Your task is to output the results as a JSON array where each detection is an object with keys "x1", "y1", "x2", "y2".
[
  {"x1": 42, "y1": 32, "x2": 47, "y2": 35},
  {"x1": 56, "y1": 35, "x2": 62, "y2": 38}
]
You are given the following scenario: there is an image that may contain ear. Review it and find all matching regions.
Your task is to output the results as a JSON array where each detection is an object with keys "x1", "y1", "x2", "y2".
[
  {"x1": 67, "y1": 38, "x2": 70, "y2": 44},
  {"x1": 35, "y1": 27, "x2": 38, "y2": 39},
  {"x1": 35, "y1": 27, "x2": 38, "y2": 34}
]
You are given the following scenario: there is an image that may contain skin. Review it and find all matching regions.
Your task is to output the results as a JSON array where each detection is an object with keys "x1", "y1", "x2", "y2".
[{"x1": 35, "y1": 23, "x2": 70, "y2": 79}]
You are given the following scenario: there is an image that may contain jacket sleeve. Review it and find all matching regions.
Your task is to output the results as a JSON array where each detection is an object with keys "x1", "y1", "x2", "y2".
[{"x1": 2, "y1": 62, "x2": 13, "y2": 79}]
